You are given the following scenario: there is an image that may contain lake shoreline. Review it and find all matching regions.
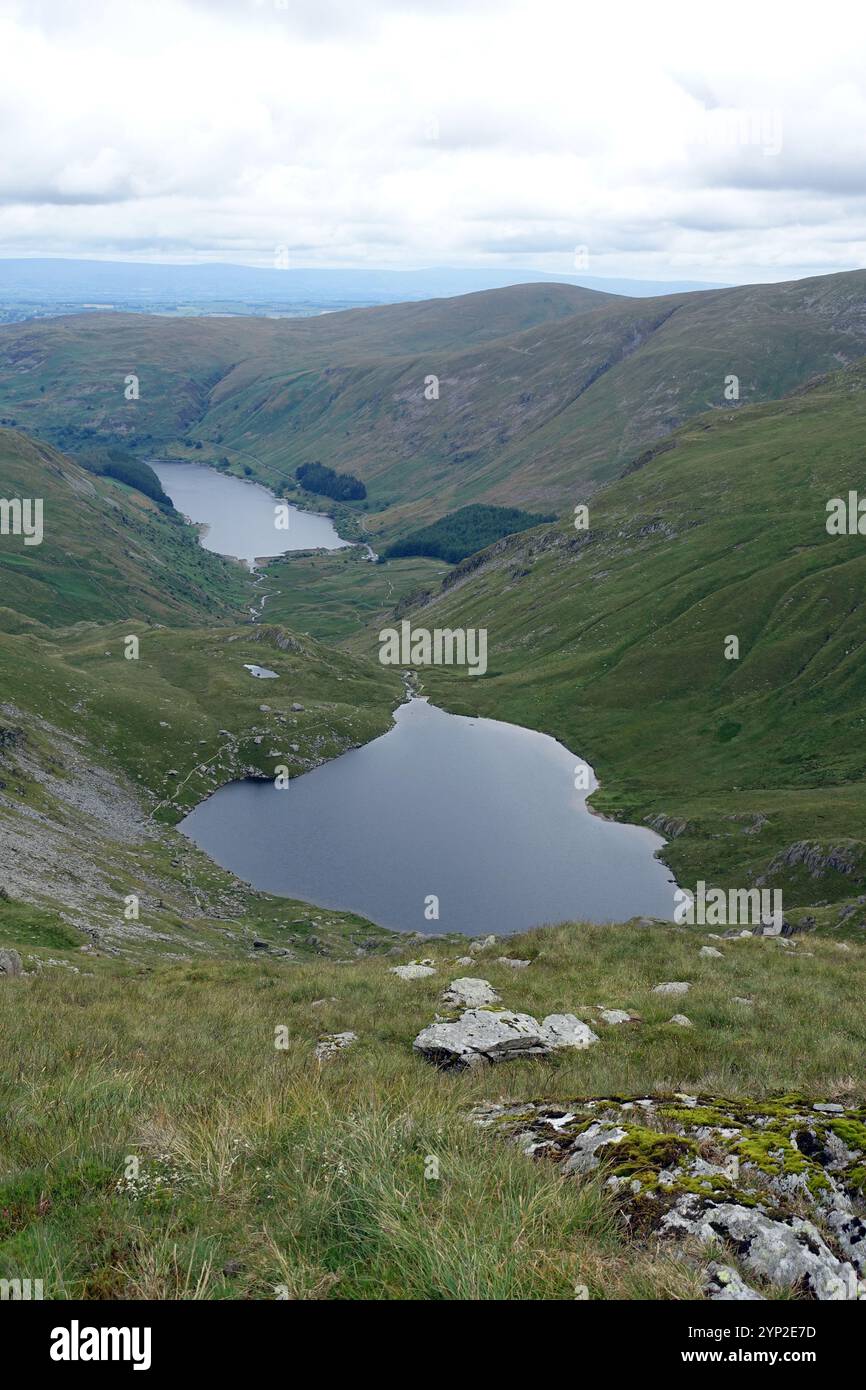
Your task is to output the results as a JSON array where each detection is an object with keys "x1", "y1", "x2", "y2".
[
  {"x1": 150, "y1": 457, "x2": 352, "y2": 569},
  {"x1": 178, "y1": 694, "x2": 679, "y2": 936}
]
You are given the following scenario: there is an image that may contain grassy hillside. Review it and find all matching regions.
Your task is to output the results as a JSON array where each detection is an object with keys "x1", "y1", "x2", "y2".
[
  {"x1": 1, "y1": 921, "x2": 862, "y2": 1299},
  {"x1": 4, "y1": 273, "x2": 866, "y2": 541},
  {"x1": 0, "y1": 283, "x2": 603, "y2": 448},
  {"x1": 387, "y1": 361, "x2": 866, "y2": 913},
  {"x1": 0, "y1": 429, "x2": 249, "y2": 627},
  {"x1": 0, "y1": 614, "x2": 402, "y2": 956}
]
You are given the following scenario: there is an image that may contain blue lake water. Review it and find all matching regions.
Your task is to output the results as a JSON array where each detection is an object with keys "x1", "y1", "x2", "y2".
[
  {"x1": 179, "y1": 696, "x2": 678, "y2": 936},
  {"x1": 151, "y1": 460, "x2": 350, "y2": 567}
]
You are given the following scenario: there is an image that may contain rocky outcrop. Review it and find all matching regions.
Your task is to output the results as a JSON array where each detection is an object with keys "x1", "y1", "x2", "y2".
[
  {"x1": 414, "y1": 1009, "x2": 599, "y2": 1070},
  {"x1": 0, "y1": 722, "x2": 24, "y2": 751},
  {"x1": 471, "y1": 1093, "x2": 866, "y2": 1299},
  {"x1": 757, "y1": 840, "x2": 863, "y2": 884},
  {"x1": 663, "y1": 1199, "x2": 859, "y2": 1301},
  {"x1": 664, "y1": 1195, "x2": 861, "y2": 1301},
  {"x1": 644, "y1": 813, "x2": 691, "y2": 839},
  {"x1": 250, "y1": 625, "x2": 305, "y2": 656}
]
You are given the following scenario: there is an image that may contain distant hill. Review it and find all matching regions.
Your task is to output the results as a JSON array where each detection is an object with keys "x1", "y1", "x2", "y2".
[
  {"x1": 2, "y1": 270, "x2": 866, "y2": 544},
  {"x1": 0, "y1": 257, "x2": 725, "y2": 318}
]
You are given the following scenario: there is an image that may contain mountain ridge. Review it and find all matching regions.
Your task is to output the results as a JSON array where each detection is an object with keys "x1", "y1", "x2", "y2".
[{"x1": 3, "y1": 269, "x2": 866, "y2": 541}]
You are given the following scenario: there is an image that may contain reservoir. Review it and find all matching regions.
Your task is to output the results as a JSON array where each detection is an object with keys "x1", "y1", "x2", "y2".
[
  {"x1": 150, "y1": 459, "x2": 350, "y2": 566},
  {"x1": 179, "y1": 696, "x2": 678, "y2": 936}
]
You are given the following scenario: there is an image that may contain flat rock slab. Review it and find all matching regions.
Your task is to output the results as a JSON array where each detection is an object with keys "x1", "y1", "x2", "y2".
[
  {"x1": 598, "y1": 1007, "x2": 636, "y2": 1025},
  {"x1": 441, "y1": 977, "x2": 501, "y2": 1007},
  {"x1": 654, "y1": 981, "x2": 690, "y2": 995},
  {"x1": 414, "y1": 1008, "x2": 598, "y2": 1070},
  {"x1": 390, "y1": 963, "x2": 437, "y2": 980},
  {"x1": 496, "y1": 957, "x2": 531, "y2": 969},
  {"x1": 314, "y1": 1031, "x2": 358, "y2": 1061}
]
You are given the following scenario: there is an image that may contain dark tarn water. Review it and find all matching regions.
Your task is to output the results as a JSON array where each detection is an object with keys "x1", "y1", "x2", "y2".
[
  {"x1": 180, "y1": 697, "x2": 678, "y2": 936},
  {"x1": 150, "y1": 460, "x2": 350, "y2": 566}
]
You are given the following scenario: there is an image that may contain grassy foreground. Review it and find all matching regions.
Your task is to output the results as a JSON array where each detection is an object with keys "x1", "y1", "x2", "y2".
[{"x1": 1, "y1": 920, "x2": 862, "y2": 1300}]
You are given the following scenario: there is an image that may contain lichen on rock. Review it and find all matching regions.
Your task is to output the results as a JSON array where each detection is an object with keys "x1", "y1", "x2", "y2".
[{"x1": 470, "y1": 1093, "x2": 866, "y2": 1299}]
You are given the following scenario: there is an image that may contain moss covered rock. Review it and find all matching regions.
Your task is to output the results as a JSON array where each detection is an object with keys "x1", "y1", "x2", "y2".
[{"x1": 472, "y1": 1093, "x2": 866, "y2": 1298}]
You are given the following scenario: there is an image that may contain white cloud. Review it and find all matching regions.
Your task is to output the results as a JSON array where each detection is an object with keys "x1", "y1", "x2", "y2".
[{"x1": 1, "y1": 0, "x2": 865, "y2": 281}]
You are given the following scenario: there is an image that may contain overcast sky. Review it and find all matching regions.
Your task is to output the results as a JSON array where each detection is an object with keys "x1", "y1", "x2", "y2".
[{"x1": 2, "y1": 0, "x2": 866, "y2": 284}]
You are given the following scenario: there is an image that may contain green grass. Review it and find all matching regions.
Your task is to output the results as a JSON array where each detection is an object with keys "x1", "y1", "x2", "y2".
[
  {"x1": 261, "y1": 547, "x2": 447, "y2": 643},
  {"x1": 0, "y1": 617, "x2": 401, "y2": 820},
  {"x1": 0, "y1": 897, "x2": 81, "y2": 951},
  {"x1": 2, "y1": 919, "x2": 861, "y2": 1299}
]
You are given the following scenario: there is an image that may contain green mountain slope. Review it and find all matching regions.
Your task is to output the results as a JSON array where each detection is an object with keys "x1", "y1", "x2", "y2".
[
  {"x1": 0, "y1": 282, "x2": 604, "y2": 446},
  {"x1": 0, "y1": 428, "x2": 248, "y2": 627},
  {"x1": 389, "y1": 360, "x2": 866, "y2": 910},
  {"x1": 4, "y1": 273, "x2": 866, "y2": 543}
]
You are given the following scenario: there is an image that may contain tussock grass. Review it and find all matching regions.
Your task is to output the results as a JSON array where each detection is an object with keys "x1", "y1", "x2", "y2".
[{"x1": 1, "y1": 920, "x2": 861, "y2": 1299}]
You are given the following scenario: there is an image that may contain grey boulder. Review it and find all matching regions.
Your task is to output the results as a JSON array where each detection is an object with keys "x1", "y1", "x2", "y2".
[
  {"x1": 0, "y1": 949, "x2": 22, "y2": 978},
  {"x1": 441, "y1": 977, "x2": 500, "y2": 1007},
  {"x1": 390, "y1": 962, "x2": 437, "y2": 980},
  {"x1": 598, "y1": 1007, "x2": 635, "y2": 1025},
  {"x1": 413, "y1": 1008, "x2": 598, "y2": 1070},
  {"x1": 468, "y1": 935, "x2": 496, "y2": 954}
]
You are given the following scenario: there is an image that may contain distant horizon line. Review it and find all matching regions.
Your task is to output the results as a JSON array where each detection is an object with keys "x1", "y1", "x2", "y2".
[
  {"x1": 0, "y1": 253, "x2": 727, "y2": 282},
  {"x1": 1, "y1": 256, "x2": 862, "y2": 292}
]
